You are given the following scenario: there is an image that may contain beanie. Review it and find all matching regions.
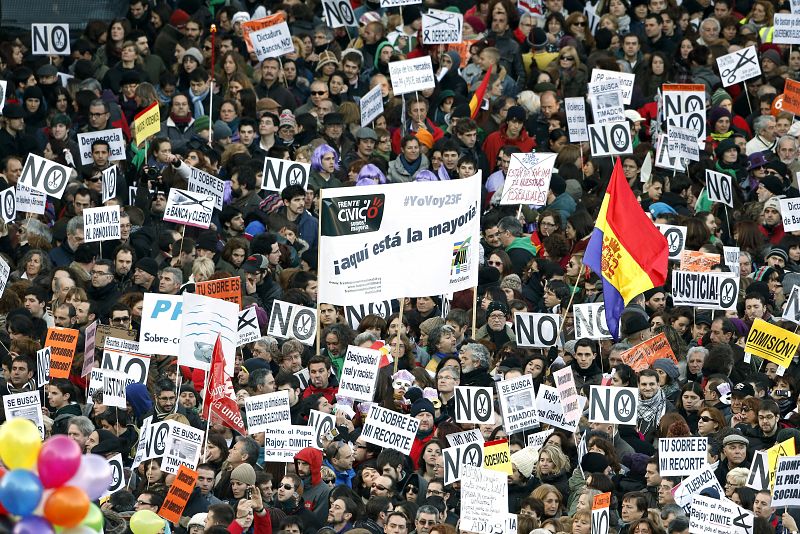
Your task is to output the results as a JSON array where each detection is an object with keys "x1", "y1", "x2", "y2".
[
  {"x1": 170, "y1": 8, "x2": 191, "y2": 28},
  {"x1": 580, "y1": 452, "x2": 610, "y2": 474},
  {"x1": 464, "y1": 15, "x2": 486, "y2": 34},
  {"x1": 411, "y1": 397, "x2": 435, "y2": 417},
  {"x1": 762, "y1": 49, "x2": 783, "y2": 67},
  {"x1": 419, "y1": 316, "x2": 445, "y2": 335},
  {"x1": 714, "y1": 137, "x2": 737, "y2": 159},
  {"x1": 761, "y1": 175, "x2": 784, "y2": 196},
  {"x1": 213, "y1": 119, "x2": 232, "y2": 139},
  {"x1": 194, "y1": 115, "x2": 210, "y2": 131},
  {"x1": 711, "y1": 88, "x2": 732, "y2": 107},
  {"x1": 652, "y1": 358, "x2": 679, "y2": 381},
  {"x1": 231, "y1": 463, "x2": 257, "y2": 485},
  {"x1": 549, "y1": 174, "x2": 566, "y2": 196},
  {"x1": 486, "y1": 300, "x2": 509, "y2": 317},
  {"x1": 709, "y1": 106, "x2": 731, "y2": 126},
  {"x1": 500, "y1": 274, "x2": 522, "y2": 292},
  {"x1": 511, "y1": 447, "x2": 538, "y2": 478}
]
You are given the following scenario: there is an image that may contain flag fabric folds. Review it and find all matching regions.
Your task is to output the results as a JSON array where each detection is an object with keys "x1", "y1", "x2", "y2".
[
  {"x1": 584, "y1": 158, "x2": 668, "y2": 340},
  {"x1": 469, "y1": 66, "x2": 493, "y2": 119},
  {"x1": 202, "y1": 335, "x2": 247, "y2": 435}
]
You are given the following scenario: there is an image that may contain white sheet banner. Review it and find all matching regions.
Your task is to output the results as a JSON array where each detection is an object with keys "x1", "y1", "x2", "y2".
[{"x1": 178, "y1": 292, "x2": 238, "y2": 374}]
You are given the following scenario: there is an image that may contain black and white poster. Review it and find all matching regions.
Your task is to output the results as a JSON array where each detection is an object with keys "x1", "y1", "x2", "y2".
[{"x1": 267, "y1": 300, "x2": 317, "y2": 346}]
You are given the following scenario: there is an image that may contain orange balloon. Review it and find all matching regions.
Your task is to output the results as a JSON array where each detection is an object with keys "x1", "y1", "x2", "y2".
[
  {"x1": 44, "y1": 486, "x2": 90, "y2": 528},
  {"x1": 771, "y1": 94, "x2": 784, "y2": 116}
]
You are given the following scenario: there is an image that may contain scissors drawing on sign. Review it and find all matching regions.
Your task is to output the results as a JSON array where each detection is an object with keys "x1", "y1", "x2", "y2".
[
  {"x1": 173, "y1": 190, "x2": 215, "y2": 211},
  {"x1": 720, "y1": 49, "x2": 756, "y2": 85}
]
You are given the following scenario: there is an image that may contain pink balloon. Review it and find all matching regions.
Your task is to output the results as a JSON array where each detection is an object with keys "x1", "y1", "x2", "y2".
[
  {"x1": 65, "y1": 455, "x2": 112, "y2": 501},
  {"x1": 37, "y1": 436, "x2": 82, "y2": 489}
]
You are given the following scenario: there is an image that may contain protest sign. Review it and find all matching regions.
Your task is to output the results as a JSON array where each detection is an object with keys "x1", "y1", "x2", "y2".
[
  {"x1": 659, "y1": 437, "x2": 707, "y2": 476},
  {"x1": 267, "y1": 299, "x2": 317, "y2": 346},
  {"x1": 498, "y1": 152, "x2": 556, "y2": 206},
  {"x1": 793, "y1": 0, "x2": 800, "y2": 15},
  {"x1": 588, "y1": 122, "x2": 633, "y2": 157},
  {"x1": 83, "y1": 205, "x2": 120, "y2": 242},
  {"x1": 318, "y1": 173, "x2": 480, "y2": 305},
  {"x1": 723, "y1": 246, "x2": 740, "y2": 276},
  {"x1": 44, "y1": 327, "x2": 79, "y2": 379},
  {"x1": 139, "y1": 294, "x2": 182, "y2": 356},
  {"x1": 526, "y1": 429, "x2": 554, "y2": 451},
  {"x1": 361, "y1": 404, "x2": 420, "y2": 455},
  {"x1": 773, "y1": 14, "x2": 800, "y2": 44},
  {"x1": 497, "y1": 374, "x2": 538, "y2": 434},
  {"x1": 261, "y1": 156, "x2": 311, "y2": 193},
  {"x1": 15, "y1": 183, "x2": 45, "y2": 215},
  {"x1": 671, "y1": 270, "x2": 739, "y2": 310},
  {"x1": 338, "y1": 346, "x2": 381, "y2": 402},
  {"x1": 588, "y1": 386, "x2": 638, "y2": 425},
  {"x1": 744, "y1": 319, "x2": 800, "y2": 368},
  {"x1": 360, "y1": 85, "x2": 384, "y2": 127},
  {"x1": 381, "y1": 0, "x2": 422, "y2": 8},
  {"x1": 667, "y1": 125, "x2": 700, "y2": 161},
  {"x1": 196, "y1": 276, "x2": 242, "y2": 308},
  {"x1": 460, "y1": 465, "x2": 509, "y2": 522},
  {"x1": 102, "y1": 369, "x2": 128, "y2": 408},
  {"x1": 3, "y1": 391, "x2": 44, "y2": 438},
  {"x1": 483, "y1": 438, "x2": 512, "y2": 474},
  {"x1": 662, "y1": 84, "x2": 707, "y2": 146},
  {"x1": 443, "y1": 440, "x2": 484, "y2": 484},
  {"x1": 422, "y1": 9, "x2": 462, "y2": 44},
  {"x1": 264, "y1": 426, "x2": 316, "y2": 461},
  {"x1": 308, "y1": 409, "x2": 336, "y2": 448},
  {"x1": 87, "y1": 369, "x2": 104, "y2": 406},
  {"x1": 134, "y1": 100, "x2": 160, "y2": 147},
  {"x1": 245, "y1": 390, "x2": 292, "y2": 434},
  {"x1": 782, "y1": 79, "x2": 800, "y2": 115},
  {"x1": 0, "y1": 187, "x2": 15, "y2": 223},
  {"x1": 158, "y1": 465, "x2": 197, "y2": 523},
  {"x1": 460, "y1": 515, "x2": 517, "y2": 534},
  {"x1": 716, "y1": 46, "x2": 761, "y2": 87},
  {"x1": 565, "y1": 97, "x2": 589, "y2": 142},
  {"x1": 455, "y1": 386, "x2": 494, "y2": 424},
  {"x1": 514, "y1": 312, "x2": 561, "y2": 348},
  {"x1": 591, "y1": 493, "x2": 611, "y2": 534},
  {"x1": 674, "y1": 466, "x2": 724, "y2": 514},
  {"x1": 590, "y1": 69, "x2": 635, "y2": 104},
  {"x1": 0, "y1": 256, "x2": 9, "y2": 298},
  {"x1": 772, "y1": 456, "x2": 800, "y2": 508},
  {"x1": 242, "y1": 15, "x2": 294, "y2": 61},
  {"x1": 747, "y1": 438, "x2": 796, "y2": 490},
  {"x1": 321, "y1": 0, "x2": 357, "y2": 27},
  {"x1": 76, "y1": 129, "x2": 126, "y2": 165},
  {"x1": 553, "y1": 367, "x2": 581, "y2": 423},
  {"x1": 783, "y1": 286, "x2": 800, "y2": 325},
  {"x1": 589, "y1": 79, "x2": 625, "y2": 124},
  {"x1": 680, "y1": 250, "x2": 721, "y2": 272},
  {"x1": 706, "y1": 169, "x2": 734, "y2": 207},
  {"x1": 619, "y1": 332, "x2": 678, "y2": 372},
  {"x1": 447, "y1": 428, "x2": 484, "y2": 447},
  {"x1": 573, "y1": 303, "x2": 611, "y2": 340},
  {"x1": 689, "y1": 495, "x2": 754, "y2": 534},
  {"x1": 344, "y1": 299, "x2": 399, "y2": 329},
  {"x1": 133, "y1": 417, "x2": 176, "y2": 466},
  {"x1": 162, "y1": 422, "x2": 204, "y2": 475},
  {"x1": 101, "y1": 165, "x2": 118, "y2": 203},
  {"x1": 103, "y1": 453, "x2": 125, "y2": 497},
  {"x1": 37, "y1": 347, "x2": 51, "y2": 388},
  {"x1": 237, "y1": 307, "x2": 260, "y2": 347},
  {"x1": 187, "y1": 167, "x2": 224, "y2": 211},
  {"x1": 178, "y1": 292, "x2": 238, "y2": 374},
  {"x1": 388, "y1": 57, "x2": 436, "y2": 95},
  {"x1": 0, "y1": 80, "x2": 6, "y2": 114},
  {"x1": 101, "y1": 338, "x2": 150, "y2": 385},
  {"x1": 780, "y1": 197, "x2": 800, "y2": 232},
  {"x1": 31, "y1": 24, "x2": 70, "y2": 55},
  {"x1": 18, "y1": 153, "x2": 71, "y2": 199},
  {"x1": 665, "y1": 111, "x2": 706, "y2": 150},
  {"x1": 536, "y1": 384, "x2": 578, "y2": 432},
  {"x1": 163, "y1": 188, "x2": 214, "y2": 229},
  {"x1": 655, "y1": 133, "x2": 685, "y2": 171}
]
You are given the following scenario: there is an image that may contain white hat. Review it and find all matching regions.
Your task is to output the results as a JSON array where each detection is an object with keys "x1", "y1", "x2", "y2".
[
  {"x1": 232, "y1": 11, "x2": 250, "y2": 25},
  {"x1": 624, "y1": 109, "x2": 643, "y2": 123},
  {"x1": 188, "y1": 513, "x2": 207, "y2": 527}
]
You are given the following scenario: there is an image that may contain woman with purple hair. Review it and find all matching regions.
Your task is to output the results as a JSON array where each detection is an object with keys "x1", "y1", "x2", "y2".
[
  {"x1": 355, "y1": 163, "x2": 388, "y2": 186},
  {"x1": 309, "y1": 143, "x2": 343, "y2": 190}
]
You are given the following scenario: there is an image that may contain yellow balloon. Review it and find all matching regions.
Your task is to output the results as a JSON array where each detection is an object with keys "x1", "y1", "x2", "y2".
[{"x1": 0, "y1": 418, "x2": 42, "y2": 469}]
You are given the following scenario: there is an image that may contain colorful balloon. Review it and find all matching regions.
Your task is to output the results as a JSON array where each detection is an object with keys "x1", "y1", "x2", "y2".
[
  {"x1": 0, "y1": 419, "x2": 42, "y2": 469},
  {"x1": 129, "y1": 510, "x2": 165, "y2": 534},
  {"x1": 80, "y1": 503, "x2": 104, "y2": 533},
  {"x1": 65, "y1": 454, "x2": 113, "y2": 501},
  {"x1": 0, "y1": 469, "x2": 43, "y2": 516},
  {"x1": 12, "y1": 515, "x2": 55, "y2": 534},
  {"x1": 43, "y1": 486, "x2": 90, "y2": 528},
  {"x1": 38, "y1": 435, "x2": 82, "y2": 489}
]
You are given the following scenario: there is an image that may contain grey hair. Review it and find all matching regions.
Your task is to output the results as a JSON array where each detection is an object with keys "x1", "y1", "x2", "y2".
[
  {"x1": 68, "y1": 415, "x2": 95, "y2": 437},
  {"x1": 754, "y1": 114, "x2": 775, "y2": 134},
  {"x1": 660, "y1": 504, "x2": 685, "y2": 520},
  {"x1": 687, "y1": 346, "x2": 709, "y2": 359},
  {"x1": 66, "y1": 215, "x2": 84, "y2": 236},
  {"x1": 255, "y1": 336, "x2": 279, "y2": 353},
  {"x1": 610, "y1": 342, "x2": 632, "y2": 353},
  {"x1": 161, "y1": 266, "x2": 183, "y2": 285},
  {"x1": 778, "y1": 135, "x2": 798, "y2": 150},
  {"x1": 22, "y1": 218, "x2": 52, "y2": 242},
  {"x1": 354, "y1": 331, "x2": 378, "y2": 346},
  {"x1": 498, "y1": 216, "x2": 524, "y2": 237},
  {"x1": 464, "y1": 342, "x2": 490, "y2": 369},
  {"x1": 416, "y1": 505, "x2": 440, "y2": 520},
  {"x1": 739, "y1": 250, "x2": 752, "y2": 262},
  {"x1": 701, "y1": 17, "x2": 720, "y2": 33}
]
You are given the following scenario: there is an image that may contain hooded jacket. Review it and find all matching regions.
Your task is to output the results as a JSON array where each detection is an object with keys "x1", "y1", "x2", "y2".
[
  {"x1": 482, "y1": 124, "x2": 536, "y2": 171},
  {"x1": 294, "y1": 447, "x2": 332, "y2": 523}
]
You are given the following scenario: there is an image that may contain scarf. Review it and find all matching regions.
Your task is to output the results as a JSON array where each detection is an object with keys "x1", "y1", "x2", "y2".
[
  {"x1": 399, "y1": 154, "x2": 422, "y2": 176},
  {"x1": 638, "y1": 389, "x2": 666, "y2": 437},
  {"x1": 130, "y1": 140, "x2": 147, "y2": 169},
  {"x1": 189, "y1": 87, "x2": 210, "y2": 118},
  {"x1": 710, "y1": 129, "x2": 733, "y2": 142},
  {"x1": 170, "y1": 112, "x2": 192, "y2": 131}
]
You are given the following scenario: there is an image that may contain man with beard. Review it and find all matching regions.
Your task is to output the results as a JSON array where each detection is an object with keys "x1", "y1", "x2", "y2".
[
  {"x1": 637, "y1": 369, "x2": 674, "y2": 443},
  {"x1": 220, "y1": 206, "x2": 245, "y2": 238},
  {"x1": 255, "y1": 58, "x2": 295, "y2": 110},
  {"x1": 293, "y1": 447, "x2": 332, "y2": 523},
  {"x1": 274, "y1": 474, "x2": 321, "y2": 532},
  {"x1": 230, "y1": 164, "x2": 262, "y2": 216},
  {"x1": 409, "y1": 395, "x2": 437, "y2": 470}
]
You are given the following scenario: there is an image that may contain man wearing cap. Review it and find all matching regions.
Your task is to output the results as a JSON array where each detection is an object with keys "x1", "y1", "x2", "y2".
[
  {"x1": 482, "y1": 106, "x2": 535, "y2": 171},
  {"x1": 765, "y1": 247, "x2": 788, "y2": 269},
  {"x1": 746, "y1": 115, "x2": 778, "y2": 155},
  {"x1": 622, "y1": 313, "x2": 652, "y2": 346},
  {"x1": 244, "y1": 250, "x2": 283, "y2": 312},
  {"x1": 343, "y1": 128, "x2": 378, "y2": 169},
  {"x1": 714, "y1": 433, "x2": 751, "y2": 486},
  {"x1": 132, "y1": 258, "x2": 159, "y2": 293},
  {"x1": 409, "y1": 394, "x2": 438, "y2": 470},
  {"x1": 760, "y1": 197, "x2": 785, "y2": 244},
  {"x1": 756, "y1": 174, "x2": 784, "y2": 202},
  {"x1": 0, "y1": 104, "x2": 38, "y2": 161},
  {"x1": 320, "y1": 113, "x2": 352, "y2": 157},
  {"x1": 644, "y1": 287, "x2": 667, "y2": 315}
]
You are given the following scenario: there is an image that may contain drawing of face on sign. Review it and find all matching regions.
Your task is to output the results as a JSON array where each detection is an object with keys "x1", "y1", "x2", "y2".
[{"x1": 179, "y1": 292, "x2": 239, "y2": 375}]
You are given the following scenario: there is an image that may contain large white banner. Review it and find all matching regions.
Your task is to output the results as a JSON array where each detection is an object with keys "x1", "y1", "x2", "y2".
[
  {"x1": 318, "y1": 174, "x2": 480, "y2": 305},
  {"x1": 178, "y1": 292, "x2": 237, "y2": 374},
  {"x1": 388, "y1": 56, "x2": 436, "y2": 95},
  {"x1": 774, "y1": 14, "x2": 800, "y2": 44},
  {"x1": 139, "y1": 294, "x2": 182, "y2": 356}
]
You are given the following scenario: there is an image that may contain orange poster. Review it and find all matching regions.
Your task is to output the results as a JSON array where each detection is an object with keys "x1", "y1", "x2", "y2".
[
  {"x1": 592, "y1": 492, "x2": 611, "y2": 510},
  {"x1": 158, "y1": 465, "x2": 197, "y2": 523},
  {"x1": 620, "y1": 332, "x2": 678, "y2": 372},
  {"x1": 783, "y1": 80, "x2": 800, "y2": 116},
  {"x1": 45, "y1": 328, "x2": 80, "y2": 379},
  {"x1": 446, "y1": 41, "x2": 477, "y2": 68},
  {"x1": 241, "y1": 14, "x2": 286, "y2": 53},
  {"x1": 195, "y1": 276, "x2": 242, "y2": 309},
  {"x1": 680, "y1": 250, "x2": 721, "y2": 272}
]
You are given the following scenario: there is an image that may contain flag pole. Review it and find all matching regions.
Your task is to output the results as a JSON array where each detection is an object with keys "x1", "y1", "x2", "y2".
[
  {"x1": 394, "y1": 300, "x2": 405, "y2": 374},
  {"x1": 209, "y1": 24, "x2": 217, "y2": 146},
  {"x1": 471, "y1": 286, "x2": 478, "y2": 338},
  {"x1": 201, "y1": 368, "x2": 212, "y2": 461},
  {"x1": 316, "y1": 200, "x2": 323, "y2": 353}
]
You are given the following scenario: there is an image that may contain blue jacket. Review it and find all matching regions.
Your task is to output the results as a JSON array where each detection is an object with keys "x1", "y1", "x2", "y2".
[{"x1": 323, "y1": 459, "x2": 356, "y2": 488}]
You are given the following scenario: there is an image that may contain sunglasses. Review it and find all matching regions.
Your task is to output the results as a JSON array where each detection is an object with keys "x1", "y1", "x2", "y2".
[
  {"x1": 560, "y1": 56, "x2": 575, "y2": 61},
  {"x1": 281, "y1": 483, "x2": 294, "y2": 490},
  {"x1": 311, "y1": 91, "x2": 327, "y2": 95},
  {"x1": 700, "y1": 415, "x2": 714, "y2": 422},
  {"x1": 573, "y1": 21, "x2": 587, "y2": 26},
  {"x1": 372, "y1": 484, "x2": 388, "y2": 491},
  {"x1": 87, "y1": 177, "x2": 101, "y2": 183}
]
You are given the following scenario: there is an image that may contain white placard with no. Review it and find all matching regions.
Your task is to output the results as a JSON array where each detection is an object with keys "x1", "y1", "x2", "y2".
[
  {"x1": 261, "y1": 156, "x2": 310, "y2": 193},
  {"x1": 588, "y1": 386, "x2": 639, "y2": 425},
  {"x1": 18, "y1": 153, "x2": 71, "y2": 199},
  {"x1": 706, "y1": 169, "x2": 733, "y2": 207},
  {"x1": 31, "y1": 24, "x2": 70, "y2": 55},
  {"x1": 267, "y1": 300, "x2": 317, "y2": 346},
  {"x1": 573, "y1": 303, "x2": 612, "y2": 340}
]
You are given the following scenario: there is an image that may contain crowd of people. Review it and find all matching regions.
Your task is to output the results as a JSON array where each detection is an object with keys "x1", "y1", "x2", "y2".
[{"x1": 1, "y1": 0, "x2": 800, "y2": 532}]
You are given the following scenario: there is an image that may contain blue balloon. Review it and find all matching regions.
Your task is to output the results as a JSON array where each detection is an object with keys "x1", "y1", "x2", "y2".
[
  {"x1": 13, "y1": 515, "x2": 55, "y2": 534},
  {"x1": 0, "y1": 469, "x2": 43, "y2": 516}
]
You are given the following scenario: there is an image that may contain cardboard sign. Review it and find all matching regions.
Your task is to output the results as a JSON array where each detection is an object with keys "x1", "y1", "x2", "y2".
[
  {"x1": 667, "y1": 125, "x2": 700, "y2": 161},
  {"x1": 0, "y1": 257, "x2": 9, "y2": 298},
  {"x1": 589, "y1": 79, "x2": 625, "y2": 124},
  {"x1": 773, "y1": 14, "x2": 800, "y2": 44},
  {"x1": 264, "y1": 426, "x2": 315, "y2": 462},
  {"x1": 744, "y1": 318, "x2": 800, "y2": 368},
  {"x1": 101, "y1": 165, "x2": 118, "y2": 203},
  {"x1": 162, "y1": 422, "x2": 204, "y2": 475},
  {"x1": 0, "y1": 187, "x2": 15, "y2": 223},
  {"x1": 706, "y1": 170, "x2": 733, "y2": 207},
  {"x1": 37, "y1": 347, "x2": 51, "y2": 388},
  {"x1": 590, "y1": 69, "x2": 635, "y2": 104},
  {"x1": 134, "y1": 100, "x2": 160, "y2": 147},
  {"x1": 573, "y1": 303, "x2": 611, "y2": 340},
  {"x1": 588, "y1": 386, "x2": 638, "y2": 425},
  {"x1": 671, "y1": 270, "x2": 739, "y2": 310},
  {"x1": 18, "y1": 153, "x2": 71, "y2": 199},
  {"x1": 655, "y1": 224, "x2": 687, "y2": 261},
  {"x1": 15, "y1": 183, "x2": 45, "y2": 215},
  {"x1": 187, "y1": 167, "x2": 224, "y2": 211},
  {"x1": 483, "y1": 438, "x2": 512, "y2": 474},
  {"x1": 322, "y1": 0, "x2": 357, "y2": 28},
  {"x1": 553, "y1": 367, "x2": 580, "y2": 423},
  {"x1": 3, "y1": 391, "x2": 44, "y2": 438},
  {"x1": 619, "y1": 332, "x2": 678, "y2": 372},
  {"x1": 338, "y1": 345, "x2": 381, "y2": 402},
  {"x1": 139, "y1": 294, "x2": 182, "y2": 356},
  {"x1": 422, "y1": 9, "x2": 462, "y2": 44},
  {"x1": 782, "y1": 79, "x2": 800, "y2": 115},
  {"x1": 158, "y1": 465, "x2": 197, "y2": 523},
  {"x1": 662, "y1": 85, "x2": 707, "y2": 144},
  {"x1": 588, "y1": 122, "x2": 633, "y2": 157},
  {"x1": 497, "y1": 374, "x2": 538, "y2": 434},
  {"x1": 591, "y1": 492, "x2": 611, "y2": 534},
  {"x1": 388, "y1": 57, "x2": 436, "y2": 96},
  {"x1": 460, "y1": 465, "x2": 509, "y2": 522},
  {"x1": 196, "y1": 276, "x2": 242, "y2": 308},
  {"x1": 535, "y1": 384, "x2": 578, "y2": 432},
  {"x1": 243, "y1": 15, "x2": 294, "y2": 61},
  {"x1": 163, "y1": 188, "x2": 214, "y2": 229},
  {"x1": 723, "y1": 246, "x2": 740, "y2": 276},
  {"x1": 361, "y1": 404, "x2": 420, "y2": 455},
  {"x1": 716, "y1": 45, "x2": 761, "y2": 87},
  {"x1": 261, "y1": 156, "x2": 311, "y2": 193},
  {"x1": 689, "y1": 495, "x2": 754, "y2": 534},
  {"x1": 31, "y1": 24, "x2": 70, "y2": 55},
  {"x1": 178, "y1": 292, "x2": 238, "y2": 374},
  {"x1": 498, "y1": 152, "x2": 556, "y2": 206},
  {"x1": 447, "y1": 428, "x2": 484, "y2": 447},
  {"x1": 76, "y1": 129, "x2": 126, "y2": 166},
  {"x1": 102, "y1": 369, "x2": 128, "y2": 408},
  {"x1": 680, "y1": 250, "x2": 721, "y2": 272},
  {"x1": 455, "y1": 386, "x2": 494, "y2": 424},
  {"x1": 565, "y1": 97, "x2": 589, "y2": 142},
  {"x1": 44, "y1": 327, "x2": 79, "y2": 379},
  {"x1": 665, "y1": 111, "x2": 706, "y2": 150},
  {"x1": 83, "y1": 205, "x2": 120, "y2": 242},
  {"x1": 103, "y1": 453, "x2": 126, "y2": 497},
  {"x1": 360, "y1": 85, "x2": 384, "y2": 128},
  {"x1": 514, "y1": 312, "x2": 561, "y2": 348},
  {"x1": 674, "y1": 466, "x2": 724, "y2": 514},
  {"x1": 245, "y1": 390, "x2": 292, "y2": 434},
  {"x1": 780, "y1": 197, "x2": 800, "y2": 232},
  {"x1": 237, "y1": 307, "x2": 260, "y2": 347},
  {"x1": 783, "y1": 286, "x2": 800, "y2": 325},
  {"x1": 267, "y1": 300, "x2": 317, "y2": 346},
  {"x1": 443, "y1": 440, "x2": 485, "y2": 484},
  {"x1": 659, "y1": 437, "x2": 707, "y2": 476}
]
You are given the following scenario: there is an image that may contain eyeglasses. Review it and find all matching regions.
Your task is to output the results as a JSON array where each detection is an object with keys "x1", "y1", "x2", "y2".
[
  {"x1": 111, "y1": 316, "x2": 131, "y2": 324},
  {"x1": 281, "y1": 483, "x2": 294, "y2": 490},
  {"x1": 86, "y1": 177, "x2": 101, "y2": 183},
  {"x1": 427, "y1": 489, "x2": 445, "y2": 496},
  {"x1": 311, "y1": 91, "x2": 327, "y2": 95},
  {"x1": 324, "y1": 479, "x2": 334, "y2": 484},
  {"x1": 136, "y1": 500, "x2": 152, "y2": 506},
  {"x1": 90, "y1": 270, "x2": 111, "y2": 277},
  {"x1": 540, "y1": 221, "x2": 557, "y2": 227},
  {"x1": 438, "y1": 375, "x2": 455, "y2": 381},
  {"x1": 372, "y1": 484, "x2": 388, "y2": 491},
  {"x1": 89, "y1": 112, "x2": 108, "y2": 117}
]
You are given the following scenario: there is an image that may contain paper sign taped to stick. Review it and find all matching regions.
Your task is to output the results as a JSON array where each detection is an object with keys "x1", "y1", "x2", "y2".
[
  {"x1": 158, "y1": 465, "x2": 197, "y2": 523},
  {"x1": 361, "y1": 404, "x2": 420, "y2": 455},
  {"x1": 246, "y1": 390, "x2": 292, "y2": 434},
  {"x1": 706, "y1": 169, "x2": 734, "y2": 207},
  {"x1": 497, "y1": 374, "x2": 538, "y2": 434},
  {"x1": 659, "y1": 437, "x2": 707, "y2": 476},
  {"x1": 671, "y1": 270, "x2": 739, "y2": 310},
  {"x1": 388, "y1": 56, "x2": 436, "y2": 95},
  {"x1": 242, "y1": 15, "x2": 294, "y2": 61},
  {"x1": 360, "y1": 85, "x2": 384, "y2": 127},
  {"x1": 76, "y1": 129, "x2": 126, "y2": 166},
  {"x1": 261, "y1": 156, "x2": 311, "y2": 192},
  {"x1": 619, "y1": 332, "x2": 678, "y2": 372},
  {"x1": 498, "y1": 152, "x2": 556, "y2": 206},
  {"x1": 716, "y1": 45, "x2": 761, "y2": 87},
  {"x1": 744, "y1": 318, "x2": 800, "y2": 368},
  {"x1": 536, "y1": 384, "x2": 578, "y2": 432},
  {"x1": 588, "y1": 386, "x2": 638, "y2": 425},
  {"x1": 163, "y1": 188, "x2": 214, "y2": 229},
  {"x1": 45, "y1": 327, "x2": 79, "y2": 379},
  {"x1": 196, "y1": 276, "x2": 242, "y2": 308},
  {"x1": 83, "y1": 205, "x2": 120, "y2": 242},
  {"x1": 565, "y1": 97, "x2": 589, "y2": 142}
]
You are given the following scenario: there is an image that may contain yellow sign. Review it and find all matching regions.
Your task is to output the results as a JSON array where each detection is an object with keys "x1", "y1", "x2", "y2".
[
  {"x1": 134, "y1": 100, "x2": 161, "y2": 147},
  {"x1": 768, "y1": 437, "x2": 795, "y2": 490},
  {"x1": 483, "y1": 438, "x2": 512, "y2": 474},
  {"x1": 744, "y1": 318, "x2": 800, "y2": 368}
]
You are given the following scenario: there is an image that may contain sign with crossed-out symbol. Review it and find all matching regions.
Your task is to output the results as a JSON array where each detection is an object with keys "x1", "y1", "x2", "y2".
[
  {"x1": 237, "y1": 307, "x2": 260, "y2": 347},
  {"x1": 716, "y1": 45, "x2": 761, "y2": 87},
  {"x1": 656, "y1": 225, "x2": 687, "y2": 260},
  {"x1": 719, "y1": 278, "x2": 738, "y2": 309},
  {"x1": 0, "y1": 187, "x2": 15, "y2": 223}
]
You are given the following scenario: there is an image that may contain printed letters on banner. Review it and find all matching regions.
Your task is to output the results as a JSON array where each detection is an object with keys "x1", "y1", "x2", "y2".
[
  {"x1": 360, "y1": 85, "x2": 384, "y2": 127},
  {"x1": 497, "y1": 374, "x2": 538, "y2": 434},
  {"x1": 178, "y1": 292, "x2": 238, "y2": 374},
  {"x1": 499, "y1": 153, "x2": 556, "y2": 206},
  {"x1": 242, "y1": 15, "x2": 294, "y2": 61},
  {"x1": 261, "y1": 156, "x2": 311, "y2": 192},
  {"x1": 76, "y1": 129, "x2": 126, "y2": 165},
  {"x1": 388, "y1": 56, "x2": 436, "y2": 95},
  {"x1": 139, "y1": 294, "x2": 182, "y2": 356},
  {"x1": 18, "y1": 153, "x2": 71, "y2": 199},
  {"x1": 671, "y1": 270, "x2": 739, "y2": 310},
  {"x1": 361, "y1": 404, "x2": 420, "y2": 455},
  {"x1": 163, "y1": 188, "x2": 214, "y2": 229},
  {"x1": 338, "y1": 345, "x2": 381, "y2": 402},
  {"x1": 588, "y1": 386, "x2": 639, "y2": 425},
  {"x1": 773, "y1": 14, "x2": 800, "y2": 44},
  {"x1": 536, "y1": 384, "x2": 578, "y2": 432},
  {"x1": 589, "y1": 79, "x2": 625, "y2": 124},
  {"x1": 667, "y1": 125, "x2": 700, "y2": 161},
  {"x1": 573, "y1": 303, "x2": 612, "y2": 339},
  {"x1": 267, "y1": 299, "x2": 318, "y2": 346},
  {"x1": 83, "y1": 206, "x2": 121, "y2": 242},
  {"x1": 187, "y1": 167, "x2": 224, "y2": 210},
  {"x1": 195, "y1": 276, "x2": 242, "y2": 308},
  {"x1": 446, "y1": 428, "x2": 484, "y2": 447},
  {"x1": 706, "y1": 170, "x2": 734, "y2": 207},
  {"x1": 483, "y1": 439, "x2": 512, "y2": 474},
  {"x1": 744, "y1": 318, "x2": 800, "y2": 368},
  {"x1": 322, "y1": 0, "x2": 357, "y2": 28},
  {"x1": 245, "y1": 390, "x2": 292, "y2": 434},
  {"x1": 162, "y1": 422, "x2": 204, "y2": 475},
  {"x1": 689, "y1": 495, "x2": 754, "y2": 534},
  {"x1": 422, "y1": 9, "x2": 463, "y2": 44},
  {"x1": 659, "y1": 437, "x2": 707, "y2": 476},
  {"x1": 588, "y1": 122, "x2": 633, "y2": 157},
  {"x1": 780, "y1": 197, "x2": 800, "y2": 232},
  {"x1": 31, "y1": 24, "x2": 70, "y2": 55},
  {"x1": 514, "y1": 312, "x2": 561, "y2": 348},
  {"x1": 102, "y1": 369, "x2": 128, "y2": 408},
  {"x1": 716, "y1": 45, "x2": 761, "y2": 87},
  {"x1": 344, "y1": 299, "x2": 399, "y2": 329},
  {"x1": 589, "y1": 69, "x2": 635, "y2": 104},
  {"x1": 3, "y1": 391, "x2": 44, "y2": 438},
  {"x1": 455, "y1": 386, "x2": 494, "y2": 424},
  {"x1": 565, "y1": 97, "x2": 589, "y2": 142},
  {"x1": 14, "y1": 183, "x2": 45, "y2": 215},
  {"x1": 443, "y1": 440, "x2": 484, "y2": 484},
  {"x1": 158, "y1": 465, "x2": 197, "y2": 523}
]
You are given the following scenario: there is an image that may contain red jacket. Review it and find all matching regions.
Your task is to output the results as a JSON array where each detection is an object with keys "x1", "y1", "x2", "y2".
[
  {"x1": 227, "y1": 509, "x2": 272, "y2": 534},
  {"x1": 482, "y1": 125, "x2": 536, "y2": 171}
]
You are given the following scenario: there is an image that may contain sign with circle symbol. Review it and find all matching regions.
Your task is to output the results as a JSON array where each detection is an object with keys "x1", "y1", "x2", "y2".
[{"x1": 0, "y1": 187, "x2": 15, "y2": 223}]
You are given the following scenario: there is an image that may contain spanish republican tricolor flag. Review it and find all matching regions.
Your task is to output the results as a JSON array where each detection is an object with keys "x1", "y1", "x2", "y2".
[
  {"x1": 584, "y1": 158, "x2": 668, "y2": 340},
  {"x1": 469, "y1": 66, "x2": 492, "y2": 119}
]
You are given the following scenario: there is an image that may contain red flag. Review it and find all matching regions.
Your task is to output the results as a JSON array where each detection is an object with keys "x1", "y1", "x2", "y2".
[
  {"x1": 469, "y1": 65, "x2": 493, "y2": 119},
  {"x1": 202, "y1": 336, "x2": 247, "y2": 435}
]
